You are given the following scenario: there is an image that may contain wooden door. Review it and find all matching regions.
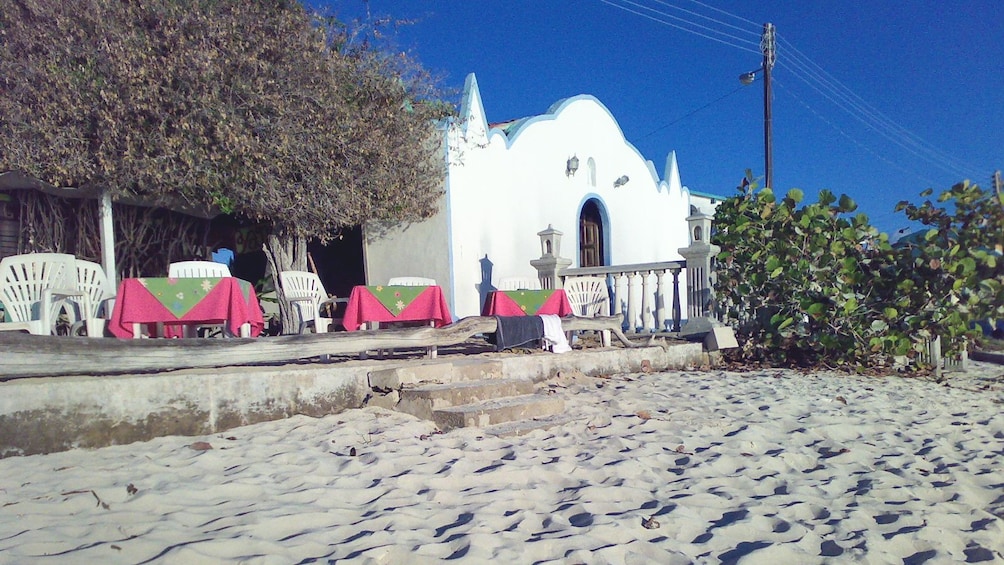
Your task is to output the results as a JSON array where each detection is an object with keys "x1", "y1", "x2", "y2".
[{"x1": 579, "y1": 200, "x2": 604, "y2": 267}]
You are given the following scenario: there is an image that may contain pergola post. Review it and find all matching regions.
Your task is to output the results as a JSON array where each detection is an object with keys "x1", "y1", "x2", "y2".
[{"x1": 99, "y1": 190, "x2": 117, "y2": 285}]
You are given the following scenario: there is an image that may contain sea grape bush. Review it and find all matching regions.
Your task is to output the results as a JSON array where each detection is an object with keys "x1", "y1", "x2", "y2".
[
  {"x1": 895, "y1": 180, "x2": 1004, "y2": 352},
  {"x1": 712, "y1": 173, "x2": 1004, "y2": 370}
]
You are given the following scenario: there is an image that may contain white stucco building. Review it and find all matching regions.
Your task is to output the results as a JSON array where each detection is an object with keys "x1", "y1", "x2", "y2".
[{"x1": 363, "y1": 73, "x2": 702, "y2": 320}]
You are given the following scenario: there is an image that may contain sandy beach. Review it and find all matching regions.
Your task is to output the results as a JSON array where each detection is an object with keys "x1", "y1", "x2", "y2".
[{"x1": 1, "y1": 362, "x2": 1002, "y2": 564}]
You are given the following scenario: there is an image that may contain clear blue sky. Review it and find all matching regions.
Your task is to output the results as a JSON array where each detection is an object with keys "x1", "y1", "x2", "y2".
[{"x1": 319, "y1": 1, "x2": 1003, "y2": 236}]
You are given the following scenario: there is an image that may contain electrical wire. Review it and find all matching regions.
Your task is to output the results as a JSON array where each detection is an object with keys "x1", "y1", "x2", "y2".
[
  {"x1": 680, "y1": 0, "x2": 761, "y2": 27},
  {"x1": 774, "y1": 79, "x2": 939, "y2": 188},
  {"x1": 647, "y1": 0, "x2": 760, "y2": 38},
  {"x1": 595, "y1": 0, "x2": 985, "y2": 186},
  {"x1": 777, "y1": 35, "x2": 984, "y2": 177},
  {"x1": 637, "y1": 84, "x2": 747, "y2": 140},
  {"x1": 597, "y1": 0, "x2": 760, "y2": 54}
]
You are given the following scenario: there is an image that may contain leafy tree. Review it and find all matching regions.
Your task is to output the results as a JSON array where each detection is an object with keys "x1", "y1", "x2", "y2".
[
  {"x1": 713, "y1": 172, "x2": 1003, "y2": 371},
  {"x1": 895, "y1": 180, "x2": 1004, "y2": 351},
  {"x1": 0, "y1": 0, "x2": 452, "y2": 332}
]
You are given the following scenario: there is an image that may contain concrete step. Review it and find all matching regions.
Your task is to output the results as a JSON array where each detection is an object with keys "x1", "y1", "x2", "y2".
[
  {"x1": 482, "y1": 413, "x2": 576, "y2": 438},
  {"x1": 433, "y1": 394, "x2": 565, "y2": 431},
  {"x1": 369, "y1": 359, "x2": 505, "y2": 391},
  {"x1": 397, "y1": 377, "x2": 536, "y2": 421}
]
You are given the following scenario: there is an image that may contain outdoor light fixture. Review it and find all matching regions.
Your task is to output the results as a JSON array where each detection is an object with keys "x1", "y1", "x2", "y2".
[
  {"x1": 613, "y1": 175, "x2": 629, "y2": 188},
  {"x1": 739, "y1": 71, "x2": 757, "y2": 86},
  {"x1": 566, "y1": 155, "x2": 579, "y2": 177}
]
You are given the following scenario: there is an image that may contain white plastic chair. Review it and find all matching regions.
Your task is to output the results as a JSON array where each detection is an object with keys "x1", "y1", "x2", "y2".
[
  {"x1": 377, "y1": 276, "x2": 437, "y2": 358},
  {"x1": 168, "y1": 261, "x2": 231, "y2": 278},
  {"x1": 387, "y1": 276, "x2": 436, "y2": 286},
  {"x1": 69, "y1": 260, "x2": 116, "y2": 337},
  {"x1": 0, "y1": 253, "x2": 81, "y2": 335},
  {"x1": 278, "y1": 271, "x2": 345, "y2": 334},
  {"x1": 562, "y1": 276, "x2": 611, "y2": 347},
  {"x1": 167, "y1": 261, "x2": 233, "y2": 337},
  {"x1": 498, "y1": 277, "x2": 541, "y2": 291}
]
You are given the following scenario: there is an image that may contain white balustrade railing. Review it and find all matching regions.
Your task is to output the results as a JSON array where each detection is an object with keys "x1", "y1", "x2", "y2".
[{"x1": 559, "y1": 261, "x2": 687, "y2": 334}]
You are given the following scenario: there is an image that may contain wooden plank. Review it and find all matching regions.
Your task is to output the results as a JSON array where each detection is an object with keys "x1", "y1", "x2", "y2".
[{"x1": 0, "y1": 315, "x2": 634, "y2": 378}]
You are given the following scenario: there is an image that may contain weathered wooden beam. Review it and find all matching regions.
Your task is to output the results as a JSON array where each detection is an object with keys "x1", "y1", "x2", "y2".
[{"x1": 0, "y1": 315, "x2": 634, "y2": 378}]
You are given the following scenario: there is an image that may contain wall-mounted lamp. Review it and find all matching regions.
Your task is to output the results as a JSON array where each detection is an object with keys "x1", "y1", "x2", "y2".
[
  {"x1": 613, "y1": 175, "x2": 629, "y2": 188},
  {"x1": 565, "y1": 155, "x2": 579, "y2": 177}
]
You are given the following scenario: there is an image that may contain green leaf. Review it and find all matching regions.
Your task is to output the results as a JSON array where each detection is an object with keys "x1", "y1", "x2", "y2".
[
  {"x1": 765, "y1": 256, "x2": 781, "y2": 272},
  {"x1": 837, "y1": 194, "x2": 857, "y2": 212},
  {"x1": 786, "y1": 188, "x2": 804, "y2": 203},
  {"x1": 883, "y1": 307, "x2": 898, "y2": 319},
  {"x1": 870, "y1": 320, "x2": 888, "y2": 332},
  {"x1": 807, "y1": 302, "x2": 827, "y2": 318}
]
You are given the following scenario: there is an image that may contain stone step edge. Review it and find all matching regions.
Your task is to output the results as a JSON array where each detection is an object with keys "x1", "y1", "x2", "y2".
[
  {"x1": 432, "y1": 394, "x2": 565, "y2": 431},
  {"x1": 395, "y1": 377, "x2": 538, "y2": 421},
  {"x1": 400, "y1": 376, "x2": 535, "y2": 396},
  {"x1": 433, "y1": 393, "x2": 562, "y2": 414},
  {"x1": 481, "y1": 414, "x2": 577, "y2": 438},
  {"x1": 369, "y1": 359, "x2": 506, "y2": 391}
]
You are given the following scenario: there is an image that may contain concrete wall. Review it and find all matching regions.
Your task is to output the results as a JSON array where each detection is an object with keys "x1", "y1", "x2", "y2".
[
  {"x1": 362, "y1": 193, "x2": 453, "y2": 320},
  {"x1": 0, "y1": 365, "x2": 370, "y2": 458},
  {"x1": 0, "y1": 342, "x2": 706, "y2": 458}
]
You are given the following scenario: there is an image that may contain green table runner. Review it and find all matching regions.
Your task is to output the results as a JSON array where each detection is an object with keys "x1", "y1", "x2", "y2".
[
  {"x1": 502, "y1": 289, "x2": 555, "y2": 315},
  {"x1": 140, "y1": 277, "x2": 244, "y2": 318},
  {"x1": 367, "y1": 285, "x2": 427, "y2": 315}
]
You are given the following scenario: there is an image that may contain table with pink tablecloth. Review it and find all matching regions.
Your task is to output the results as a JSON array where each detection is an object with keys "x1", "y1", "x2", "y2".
[
  {"x1": 342, "y1": 285, "x2": 453, "y2": 331},
  {"x1": 481, "y1": 289, "x2": 573, "y2": 317},
  {"x1": 108, "y1": 277, "x2": 264, "y2": 339}
]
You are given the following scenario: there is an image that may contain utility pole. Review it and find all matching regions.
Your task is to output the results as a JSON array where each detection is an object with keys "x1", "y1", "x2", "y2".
[
  {"x1": 761, "y1": 23, "x2": 776, "y2": 190},
  {"x1": 995, "y1": 171, "x2": 1003, "y2": 254}
]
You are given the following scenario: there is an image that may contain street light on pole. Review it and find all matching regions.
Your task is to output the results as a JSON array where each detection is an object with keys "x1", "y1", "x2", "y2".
[{"x1": 739, "y1": 23, "x2": 776, "y2": 189}]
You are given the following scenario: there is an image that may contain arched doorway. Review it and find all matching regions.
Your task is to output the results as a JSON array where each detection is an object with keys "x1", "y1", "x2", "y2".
[{"x1": 579, "y1": 199, "x2": 605, "y2": 267}]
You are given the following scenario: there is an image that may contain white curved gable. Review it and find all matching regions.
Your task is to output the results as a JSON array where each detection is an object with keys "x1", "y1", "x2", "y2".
[{"x1": 371, "y1": 72, "x2": 693, "y2": 319}]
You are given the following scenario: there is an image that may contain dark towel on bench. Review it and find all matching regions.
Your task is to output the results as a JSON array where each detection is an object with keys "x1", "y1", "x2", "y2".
[{"x1": 489, "y1": 315, "x2": 544, "y2": 351}]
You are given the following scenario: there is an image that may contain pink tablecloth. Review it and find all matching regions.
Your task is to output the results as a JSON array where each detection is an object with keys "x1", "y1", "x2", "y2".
[
  {"x1": 342, "y1": 285, "x2": 453, "y2": 331},
  {"x1": 108, "y1": 277, "x2": 264, "y2": 339},
  {"x1": 481, "y1": 289, "x2": 573, "y2": 317}
]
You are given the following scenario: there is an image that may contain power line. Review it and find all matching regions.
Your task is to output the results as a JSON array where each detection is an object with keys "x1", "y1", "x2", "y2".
[
  {"x1": 774, "y1": 79, "x2": 939, "y2": 188},
  {"x1": 776, "y1": 57, "x2": 968, "y2": 179},
  {"x1": 648, "y1": 0, "x2": 760, "y2": 38},
  {"x1": 596, "y1": 0, "x2": 985, "y2": 187},
  {"x1": 637, "y1": 84, "x2": 746, "y2": 140},
  {"x1": 597, "y1": 0, "x2": 760, "y2": 54},
  {"x1": 777, "y1": 35, "x2": 984, "y2": 177},
  {"x1": 680, "y1": 0, "x2": 760, "y2": 27}
]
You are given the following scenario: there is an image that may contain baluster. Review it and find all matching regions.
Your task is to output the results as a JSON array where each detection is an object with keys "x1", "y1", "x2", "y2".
[
  {"x1": 627, "y1": 271, "x2": 641, "y2": 333},
  {"x1": 671, "y1": 267, "x2": 682, "y2": 332},
  {"x1": 654, "y1": 269, "x2": 666, "y2": 332},
  {"x1": 640, "y1": 270, "x2": 653, "y2": 332},
  {"x1": 612, "y1": 272, "x2": 626, "y2": 331}
]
